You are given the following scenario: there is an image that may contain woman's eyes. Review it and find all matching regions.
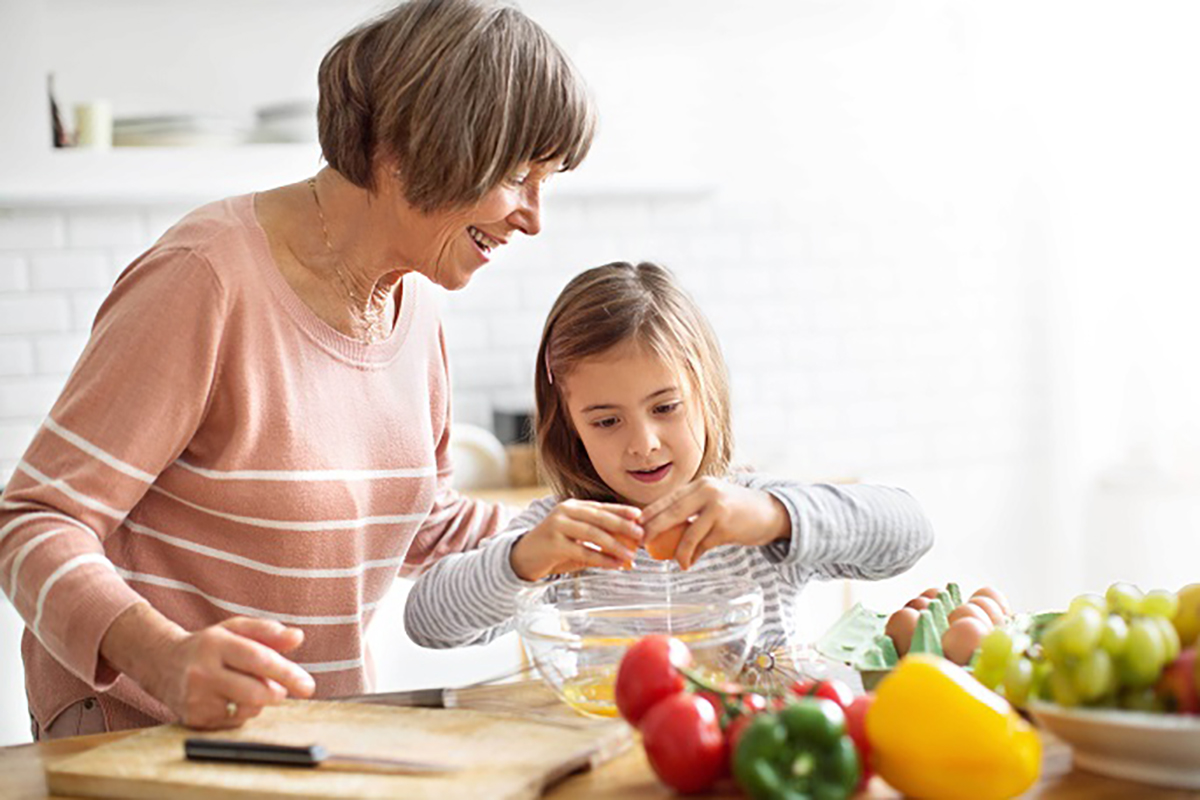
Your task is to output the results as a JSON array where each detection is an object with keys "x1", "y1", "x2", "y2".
[
  {"x1": 654, "y1": 402, "x2": 682, "y2": 415},
  {"x1": 506, "y1": 168, "x2": 553, "y2": 188}
]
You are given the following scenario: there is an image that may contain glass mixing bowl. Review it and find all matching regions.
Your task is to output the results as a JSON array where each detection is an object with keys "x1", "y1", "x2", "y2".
[{"x1": 515, "y1": 570, "x2": 764, "y2": 718}]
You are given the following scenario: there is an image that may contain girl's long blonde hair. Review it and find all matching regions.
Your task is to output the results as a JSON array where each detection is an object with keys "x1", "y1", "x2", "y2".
[{"x1": 534, "y1": 262, "x2": 732, "y2": 501}]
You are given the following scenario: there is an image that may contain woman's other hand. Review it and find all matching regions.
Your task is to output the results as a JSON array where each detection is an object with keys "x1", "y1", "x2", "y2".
[
  {"x1": 638, "y1": 478, "x2": 790, "y2": 570},
  {"x1": 509, "y1": 499, "x2": 642, "y2": 581},
  {"x1": 101, "y1": 604, "x2": 316, "y2": 729}
]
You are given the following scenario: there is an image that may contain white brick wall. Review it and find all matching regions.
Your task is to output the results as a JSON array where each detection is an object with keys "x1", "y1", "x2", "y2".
[
  {"x1": 0, "y1": 197, "x2": 1048, "y2": 479},
  {"x1": 0, "y1": 194, "x2": 1052, "y2": 516}
]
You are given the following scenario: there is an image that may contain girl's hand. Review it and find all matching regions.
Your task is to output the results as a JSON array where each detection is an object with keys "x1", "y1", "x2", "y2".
[
  {"x1": 509, "y1": 499, "x2": 643, "y2": 581},
  {"x1": 101, "y1": 604, "x2": 316, "y2": 729},
  {"x1": 639, "y1": 477, "x2": 790, "y2": 570}
]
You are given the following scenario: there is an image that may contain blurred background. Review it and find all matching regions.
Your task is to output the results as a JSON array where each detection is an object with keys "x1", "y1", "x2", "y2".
[{"x1": 1, "y1": 0, "x2": 1198, "y2": 744}]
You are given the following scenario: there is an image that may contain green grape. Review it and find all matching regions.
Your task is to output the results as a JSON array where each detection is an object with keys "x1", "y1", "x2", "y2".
[
  {"x1": 1069, "y1": 593, "x2": 1108, "y2": 616},
  {"x1": 1004, "y1": 656, "x2": 1034, "y2": 707},
  {"x1": 1033, "y1": 662, "x2": 1055, "y2": 702},
  {"x1": 1073, "y1": 649, "x2": 1115, "y2": 702},
  {"x1": 973, "y1": 657, "x2": 1007, "y2": 691},
  {"x1": 1050, "y1": 666, "x2": 1081, "y2": 707},
  {"x1": 980, "y1": 628, "x2": 1015, "y2": 669},
  {"x1": 1119, "y1": 617, "x2": 1167, "y2": 688},
  {"x1": 1106, "y1": 582, "x2": 1144, "y2": 617},
  {"x1": 1099, "y1": 613, "x2": 1129, "y2": 657},
  {"x1": 1153, "y1": 615, "x2": 1181, "y2": 662},
  {"x1": 1058, "y1": 606, "x2": 1103, "y2": 657},
  {"x1": 1040, "y1": 621, "x2": 1069, "y2": 665},
  {"x1": 1140, "y1": 589, "x2": 1180, "y2": 620}
]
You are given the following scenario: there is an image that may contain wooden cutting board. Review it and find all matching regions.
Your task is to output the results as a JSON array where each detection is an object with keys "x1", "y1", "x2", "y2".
[{"x1": 44, "y1": 698, "x2": 632, "y2": 800}]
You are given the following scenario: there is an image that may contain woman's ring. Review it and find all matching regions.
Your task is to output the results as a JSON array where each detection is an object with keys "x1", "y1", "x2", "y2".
[{"x1": 225, "y1": 700, "x2": 238, "y2": 718}]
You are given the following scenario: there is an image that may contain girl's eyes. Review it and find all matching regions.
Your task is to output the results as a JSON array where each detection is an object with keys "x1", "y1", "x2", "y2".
[{"x1": 588, "y1": 403, "x2": 680, "y2": 429}]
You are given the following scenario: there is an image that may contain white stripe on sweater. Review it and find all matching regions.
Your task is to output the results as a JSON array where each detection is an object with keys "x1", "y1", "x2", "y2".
[
  {"x1": 33, "y1": 553, "x2": 115, "y2": 635},
  {"x1": 0, "y1": 509, "x2": 100, "y2": 546},
  {"x1": 44, "y1": 417, "x2": 156, "y2": 483},
  {"x1": 7, "y1": 529, "x2": 64, "y2": 598},
  {"x1": 114, "y1": 567, "x2": 380, "y2": 625},
  {"x1": 148, "y1": 485, "x2": 427, "y2": 532},
  {"x1": 15, "y1": 462, "x2": 127, "y2": 520},
  {"x1": 174, "y1": 460, "x2": 437, "y2": 482},
  {"x1": 122, "y1": 519, "x2": 406, "y2": 579}
]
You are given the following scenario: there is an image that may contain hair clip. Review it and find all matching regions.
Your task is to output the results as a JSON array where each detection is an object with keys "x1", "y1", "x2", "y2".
[{"x1": 545, "y1": 350, "x2": 554, "y2": 385}]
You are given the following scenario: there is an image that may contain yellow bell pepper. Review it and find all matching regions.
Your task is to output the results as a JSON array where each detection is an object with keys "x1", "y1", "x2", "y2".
[{"x1": 866, "y1": 654, "x2": 1041, "y2": 800}]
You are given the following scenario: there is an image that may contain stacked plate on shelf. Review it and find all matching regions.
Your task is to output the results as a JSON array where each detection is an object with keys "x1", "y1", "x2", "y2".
[
  {"x1": 251, "y1": 100, "x2": 318, "y2": 143},
  {"x1": 113, "y1": 115, "x2": 249, "y2": 147},
  {"x1": 111, "y1": 99, "x2": 317, "y2": 147}
]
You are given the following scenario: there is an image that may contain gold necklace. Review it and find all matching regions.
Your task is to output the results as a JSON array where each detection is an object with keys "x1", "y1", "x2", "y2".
[{"x1": 306, "y1": 177, "x2": 389, "y2": 344}]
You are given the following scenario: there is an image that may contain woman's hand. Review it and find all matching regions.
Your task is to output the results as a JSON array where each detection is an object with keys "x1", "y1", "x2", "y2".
[
  {"x1": 639, "y1": 477, "x2": 791, "y2": 570},
  {"x1": 101, "y1": 603, "x2": 316, "y2": 729},
  {"x1": 509, "y1": 499, "x2": 643, "y2": 581}
]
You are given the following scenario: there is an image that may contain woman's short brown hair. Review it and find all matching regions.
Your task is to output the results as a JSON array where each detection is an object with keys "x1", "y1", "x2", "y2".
[
  {"x1": 534, "y1": 262, "x2": 733, "y2": 502},
  {"x1": 318, "y1": 0, "x2": 596, "y2": 213}
]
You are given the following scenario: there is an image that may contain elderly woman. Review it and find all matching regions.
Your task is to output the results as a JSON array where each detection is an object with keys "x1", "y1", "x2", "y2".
[{"x1": 0, "y1": 0, "x2": 594, "y2": 740}]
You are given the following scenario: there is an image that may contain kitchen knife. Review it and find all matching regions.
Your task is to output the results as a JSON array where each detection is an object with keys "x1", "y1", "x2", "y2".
[
  {"x1": 334, "y1": 662, "x2": 537, "y2": 708},
  {"x1": 184, "y1": 738, "x2": 462, "y2": 775}
]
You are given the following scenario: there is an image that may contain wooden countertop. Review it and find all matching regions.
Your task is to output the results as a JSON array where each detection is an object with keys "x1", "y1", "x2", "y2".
[{"x1": 3, "y1": 681, "x2": 1197, "y2": 799}]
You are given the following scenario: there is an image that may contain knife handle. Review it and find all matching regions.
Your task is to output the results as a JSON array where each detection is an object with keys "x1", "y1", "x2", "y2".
[{"x1": 185, "y1": 738, "x2": 328, "y2": 768}]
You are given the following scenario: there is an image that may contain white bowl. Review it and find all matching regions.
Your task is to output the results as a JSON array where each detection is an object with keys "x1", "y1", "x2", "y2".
[{"x1": 1029, "y1": 701, "x2": 1200, "y2": 789}]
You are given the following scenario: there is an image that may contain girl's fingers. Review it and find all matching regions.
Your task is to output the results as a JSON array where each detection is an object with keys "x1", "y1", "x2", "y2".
[
  {"x1": 564, "y1": 519, "x2": 637, "y2": 562},
  {"x1": 675, "y1": 510, "x2": 718, "y2": 570},
  {"x1": 564, "y1": 505, "x2": 644, "y2": 545},
  {"x1": 570, "y1": 539, "x2": 630, "y2": 571},
  {"x1": 589, "y1": 501, "x2": 642, "y2": 519},
  {"x1": 640, "y1": 489, "x2": 706, "y2": 539}
]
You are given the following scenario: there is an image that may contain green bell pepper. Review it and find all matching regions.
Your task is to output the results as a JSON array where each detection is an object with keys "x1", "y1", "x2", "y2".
[{"x1": 732, "y1": 698, "x2": 860, "y2": 800}]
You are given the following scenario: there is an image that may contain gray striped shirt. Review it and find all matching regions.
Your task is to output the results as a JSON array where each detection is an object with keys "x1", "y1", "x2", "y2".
[{"x1": 403, "y1": 474, "x2": 934, "y2": 651}]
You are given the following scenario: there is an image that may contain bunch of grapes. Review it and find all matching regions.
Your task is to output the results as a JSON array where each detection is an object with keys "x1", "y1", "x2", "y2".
[{"x1": 972, "y1": 582, "x2": 1182, "y2": 710}]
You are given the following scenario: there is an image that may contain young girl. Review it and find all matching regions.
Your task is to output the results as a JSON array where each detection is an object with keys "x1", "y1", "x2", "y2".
[{"x1": 405, "y1": 262, "x2": 934, "y2": 657}]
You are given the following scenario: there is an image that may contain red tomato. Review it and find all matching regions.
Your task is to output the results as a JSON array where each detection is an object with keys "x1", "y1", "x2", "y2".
[
  {"x1": 694, "y1": 690, "x2": 723, "y2": 719},
  {"x1": 844, "y1": 693, "x2": 874, "y2": 790},
  {"x1": 787, "y1": 678, "x2": 854, "y2": 712},
  {"x1": 640, "y1": 692, "x2": 727, "y2": 793},
  {"x1": 615, "y1": 635, "x2": 693, "y2": 725}
]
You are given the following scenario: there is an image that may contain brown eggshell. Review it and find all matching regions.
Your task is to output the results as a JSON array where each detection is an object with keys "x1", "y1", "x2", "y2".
[
  {"x1": 968, "y1": 595, "x2": 1005, "y2": 625},
  {"x1": 886, "y1": 607, "x2": 920, "y2": 657},
  {"x1": 920, "y1": 587, "x2": 941, "y2": 599},
  {"x1": 905, "y1": 595, "x2": 933, "y2": 611},
  {"x1": 942, "y1": 617, "x2": 990, "y2": 665},
  {"x1": 948, "y1": 602, "x2": 994, "y2": 630},
  {"x1": 971, "y1": 586, "x2": 1013, "y2": 616}
]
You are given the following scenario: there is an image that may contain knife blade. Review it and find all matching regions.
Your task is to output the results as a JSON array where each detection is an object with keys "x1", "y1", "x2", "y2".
[
  {"x1": 336, "y1": 687, "x2": 450, "y2": 708},
  {"x1": 184, "y1": 738, "x2": 462, "y2": 775},
  {"x1": 333, "y1": 662, "x2": 538, "y2": 708}
]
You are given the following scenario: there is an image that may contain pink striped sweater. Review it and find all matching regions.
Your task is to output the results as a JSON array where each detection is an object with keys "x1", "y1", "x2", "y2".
[{"x1": 0, "y1": 194, "x2": 507, "y2": 732}]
